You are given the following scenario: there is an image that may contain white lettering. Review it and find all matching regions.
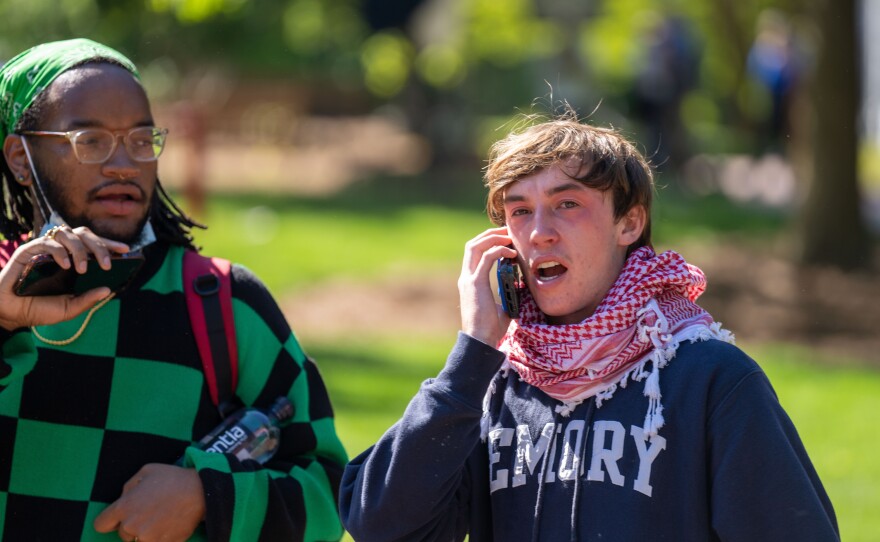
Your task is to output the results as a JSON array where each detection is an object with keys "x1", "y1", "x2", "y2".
[
  {"x1": 488, "y1": 428, "x2": 514, "y2": 493},
  {"x1": 544, "y1": 424, "x2": 562, "y2": 483},
  {"x1": 512, "y1": 423, "x2": 555, "y2": 487},
  {"x1": 587, "y1": 420, "x2": 625, "y2": 487},
  {"x1": 490, "y1": 419, "x2": 668, "y2": 498},
  {"x1": 558, "y1": 420, "x2": 586, "y2": 481},
  {"x1": 205, "y1": 426, "x2": 248, "y2": 454},
  {"x1": 630, "y1": 425, "x2": 666, "y2": 497}
]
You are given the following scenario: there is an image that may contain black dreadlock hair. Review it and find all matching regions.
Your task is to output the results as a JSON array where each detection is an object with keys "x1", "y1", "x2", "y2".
[{"x1": 0, "y1": 59, "x2": 205, "y2": 249}]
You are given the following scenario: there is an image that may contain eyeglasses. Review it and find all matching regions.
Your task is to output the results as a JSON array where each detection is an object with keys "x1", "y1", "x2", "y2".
[{"x1": 18, "y1": 126, "x2": 168, "y2": 164}]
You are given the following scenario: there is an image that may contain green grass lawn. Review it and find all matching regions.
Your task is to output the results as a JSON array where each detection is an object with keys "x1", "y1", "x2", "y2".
[
  {"x1": 189, "y1": 185, "x2": 877, "y2": 541},
  {"x1": 192, "y1": 193, "x2": 490, "y2": 294},
  {"x1": 307, "y1": 335, "x2": 453, "y2": 458},
  {"x1": 751, "y1": 343, "x2": 880, "y2": 541}
]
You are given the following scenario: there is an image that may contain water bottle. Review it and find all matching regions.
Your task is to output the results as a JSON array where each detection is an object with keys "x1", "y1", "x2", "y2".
[{"x1": 180, "y1": 396, "x2": 294, "y2": 465}]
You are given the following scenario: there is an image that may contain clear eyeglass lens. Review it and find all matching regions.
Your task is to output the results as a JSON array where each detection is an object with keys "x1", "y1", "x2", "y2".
[
  {"x1": 72, "y1": 130, "x2": 114, "y2": 163},
  {"x1": 71, "y1": 128, "x2": 165, "y2": 163},
  {"x1": 127, "y1": 127, "x2": 165, "y2": 160}
]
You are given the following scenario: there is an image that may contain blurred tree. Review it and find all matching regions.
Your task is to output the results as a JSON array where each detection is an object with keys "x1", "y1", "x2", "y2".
[{"x1": 797, "y1": 0, "x2": 872, "y2": 270}]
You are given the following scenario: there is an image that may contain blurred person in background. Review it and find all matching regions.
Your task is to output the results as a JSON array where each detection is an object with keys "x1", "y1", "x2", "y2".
[
  {"x1": 0, "y1": 39, "x2": 346, "y2": 541},
  {"x1": 746, "y1": 8, "x2": 805, "y2": 154},
  {"x1": 340, "y1": 111, "x2": 838, "y2": 541},
  {"x1": 632, "y1": 15, "x2": 699, "y2": 175}
]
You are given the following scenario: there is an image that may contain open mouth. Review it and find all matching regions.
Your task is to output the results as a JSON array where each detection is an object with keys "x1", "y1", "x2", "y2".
[
  {"x1": 91, "y1": 181, "x2": 145, "y2": 202},
  {"x1": 535, "y1": 261, "x2": 567, "y2": 281},
  {"x1": 91, "y1": 183, "x2": 145, "y2": 216}
]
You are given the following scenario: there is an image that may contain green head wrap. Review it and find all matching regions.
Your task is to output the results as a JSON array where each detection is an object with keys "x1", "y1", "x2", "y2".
[{"x1": 0, "y1": 38, "x2": 139, "y2": 143}]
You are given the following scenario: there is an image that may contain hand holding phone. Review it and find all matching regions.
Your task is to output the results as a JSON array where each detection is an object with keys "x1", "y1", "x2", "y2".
[
  {"x1": 15, "y1": 252, "x2": 145, "y2": 297},
  {"x1": 496, "y1": 258, "x2": 521, "y2": 319},
  {"x1": 458, "y1": 227, "x2": 518, "y2": 345}
]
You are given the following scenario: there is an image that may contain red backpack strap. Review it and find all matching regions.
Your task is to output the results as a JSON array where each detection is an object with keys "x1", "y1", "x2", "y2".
[
  {"x1": 183, "y1": 250, "x2": 239, "y2": 418},
  {"x1": 0, "y1": 236, "x2": 26, "y2": 267},
  {"x1": 0, "y1": 241, "x2": 15, "y2": 267}
]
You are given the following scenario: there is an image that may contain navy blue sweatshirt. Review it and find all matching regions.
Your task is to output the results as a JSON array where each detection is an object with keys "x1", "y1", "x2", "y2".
[{"x1": 341, "y1": 333, "x2": 838, "y2": 541}]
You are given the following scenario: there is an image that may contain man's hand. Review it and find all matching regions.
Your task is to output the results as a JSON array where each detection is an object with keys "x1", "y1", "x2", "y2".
[
  {"x1": 93, "y1": 463, "x2": 206, "y2": 542},
  {"x1": 0, "y1": 225, "x2": 129, "y2": 331},
  {"x1": 458, "y1": 226, "x2": 517, "y2": 346}
]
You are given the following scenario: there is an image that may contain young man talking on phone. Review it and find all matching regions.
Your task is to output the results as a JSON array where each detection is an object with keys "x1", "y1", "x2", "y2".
[
  {"x1": 0, "y1": 39, "x2": 347, "y2": 541},
  {"x1": 340, "y1": 112, "x2": 839, "y2": 541}
]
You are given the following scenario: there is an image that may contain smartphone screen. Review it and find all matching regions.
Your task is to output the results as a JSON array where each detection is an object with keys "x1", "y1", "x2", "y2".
[
  {"x1": 496, "y1": 258, "x2": 521, "y2": 318},
  {"x1": 14, "y1": 252, "x2": 145, "y2": 297}
]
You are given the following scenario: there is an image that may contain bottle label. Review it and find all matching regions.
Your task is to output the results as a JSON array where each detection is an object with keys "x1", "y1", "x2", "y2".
[{"x1": 204, "y1": 425, "x2": 249, "y2": 454}]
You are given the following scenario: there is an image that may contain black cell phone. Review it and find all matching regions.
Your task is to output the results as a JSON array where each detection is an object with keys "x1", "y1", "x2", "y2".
[
  {"x1": 14, "y1": 252, "x2": 145, "y2": 296},
  {"x1": 496, "y1": 258, "x2": 521, "y2": 319}
]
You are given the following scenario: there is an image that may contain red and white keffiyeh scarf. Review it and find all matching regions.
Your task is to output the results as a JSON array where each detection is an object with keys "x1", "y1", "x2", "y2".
[{"x1": 489, "y1": 247, "x2": 734, "y2": 439}]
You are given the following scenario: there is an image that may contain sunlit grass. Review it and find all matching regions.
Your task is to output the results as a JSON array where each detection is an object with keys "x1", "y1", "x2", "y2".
[
  {"x1": 308, "y1": 334, "x2": 453, "y2": 457},
  {"x1": 747, "y1": 342, "x2": 880, "y2": 542},
  {"x1": 191, "y1": 193, "x2": 490, "y2": 295}
]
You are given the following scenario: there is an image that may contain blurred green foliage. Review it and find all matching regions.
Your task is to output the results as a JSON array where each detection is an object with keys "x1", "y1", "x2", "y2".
[{"x1": 0, "y1": 0, "x2": 811, "y2": 157}]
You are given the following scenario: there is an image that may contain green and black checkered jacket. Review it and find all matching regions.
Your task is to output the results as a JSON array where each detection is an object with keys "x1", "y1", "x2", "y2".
[{"x1": 0, "y1": 242, "x2": 348, "y2": 541}]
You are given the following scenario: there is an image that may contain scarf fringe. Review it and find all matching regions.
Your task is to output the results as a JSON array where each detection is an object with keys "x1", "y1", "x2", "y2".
[{"x1": 480, "y1": 300, "x2": 735, "y2": 441}]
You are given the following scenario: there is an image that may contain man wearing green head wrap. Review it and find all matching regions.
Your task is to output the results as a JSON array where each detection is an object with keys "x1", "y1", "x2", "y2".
[{"x1": 0, "y1": 39, "x2": 347, "y2": 541}]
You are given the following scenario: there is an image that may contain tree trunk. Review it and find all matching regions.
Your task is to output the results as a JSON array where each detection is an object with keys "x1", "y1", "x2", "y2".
[{"x1": 799, "y1": 0, "x2": 872, "y2": 270}]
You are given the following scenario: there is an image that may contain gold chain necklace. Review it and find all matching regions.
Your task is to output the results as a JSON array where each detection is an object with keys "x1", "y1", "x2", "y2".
[{"x1": 31, "y1": 293, "x2": 116, "y2": 346}]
